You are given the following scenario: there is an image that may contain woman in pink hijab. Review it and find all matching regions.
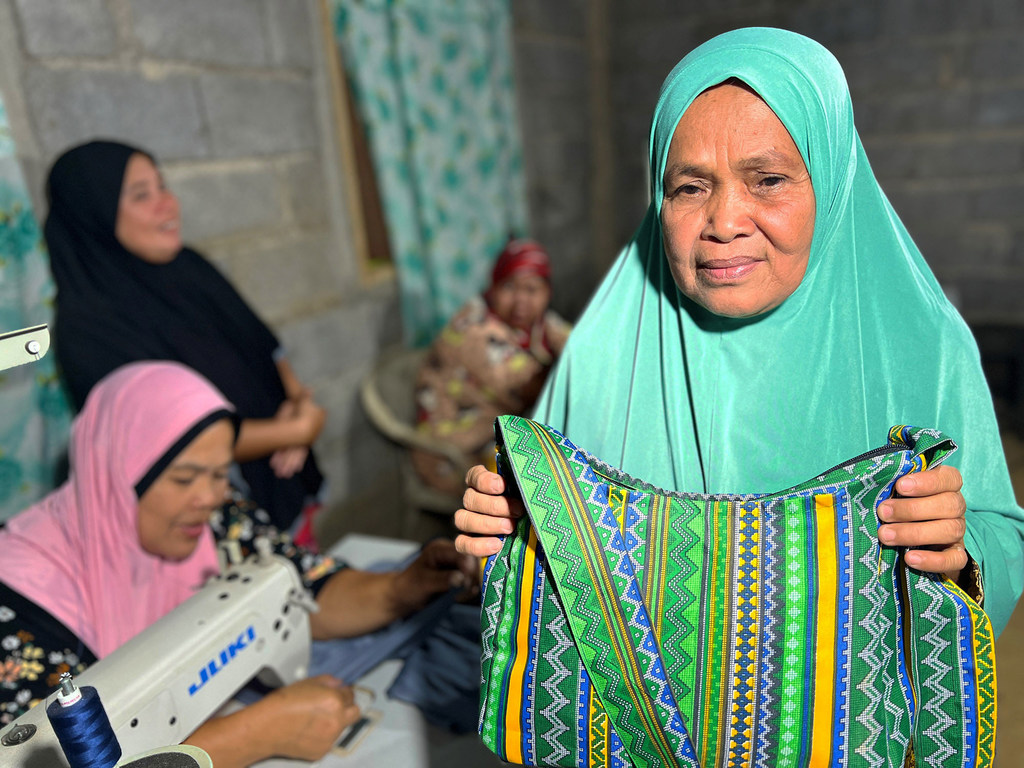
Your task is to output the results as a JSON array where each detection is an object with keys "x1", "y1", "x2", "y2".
[{"x1": 0, "y1": 362, "x2": 475, "y2": 766}]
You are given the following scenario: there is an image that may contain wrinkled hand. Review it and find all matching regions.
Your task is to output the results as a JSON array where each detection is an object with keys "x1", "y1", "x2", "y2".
[
  {"x1": 454, "y1": 465, "x2": 524, "y2": 557},
  {"x1": 877, "y1": 465, "x2": 967, "y2": 579},
  {"x1": 261, "y1": 675, "x2": 360, "y2": 761},
  {"x1": 273, "y1": 395, "x2": 326, "y2": 446},
  {"x1": 391, "y1": 538, "x2": 480, "y2": 614},
  {"x1": 295, "y1": 396, "x2": 327, "y2": 443}
]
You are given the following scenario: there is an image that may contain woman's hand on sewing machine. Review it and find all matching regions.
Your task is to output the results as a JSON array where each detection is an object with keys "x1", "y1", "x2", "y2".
[
  {"x1": 185, "y1": 675, "x2": 359, "y2": 767},
  {"x1": 308, "y1": 539, "x2": 478, "y2": 639},
  {"x1": 390, "y1": 537, "x2": 480, "y2": 613},
  {"x1": 260, "y1": 676, "x2": 361, "y2": 760}
]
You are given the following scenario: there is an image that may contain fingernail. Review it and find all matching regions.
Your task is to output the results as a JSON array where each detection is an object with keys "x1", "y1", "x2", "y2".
[
  {"x1": 900, "y1": 477, "x2": 916, "y2": 493},
  {"x1": 905, "y1": 551, "x2": 921, "y2": 567},
  {"x1": 878, "y1": 503, "x2": 892, "y2": 520},
  {"x1": 879, "y1": 525, "x2": 895, "y2": 544}
]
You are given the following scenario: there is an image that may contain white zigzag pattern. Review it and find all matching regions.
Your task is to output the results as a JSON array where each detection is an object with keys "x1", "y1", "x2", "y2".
[
  {"x1": 480, "y1": 561, "x2": 507, "y2": 736},
  {"x1": 547, "y1": 452, "x2": 656, "y2": 761},
  {"x1": 917, "y1": 582, "x2": 957, "y2": 767},
  {"x1": 538, "y1": 591, "x2": 574, "y2": 766},
  {"x1": 851, "y1": 469, "x2": 889, "y2": 768}
]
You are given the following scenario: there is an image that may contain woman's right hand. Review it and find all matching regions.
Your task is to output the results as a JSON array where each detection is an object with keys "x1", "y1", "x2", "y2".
[
  {"x1": 186, "y1": 674, "x2": 360, "y2": 767},
  {"x1": 454, "y1": 465, "x2": 524, "y2": 557},
  {"x1": 261, "y1": 675, "x2": 360, "y2": 761}
]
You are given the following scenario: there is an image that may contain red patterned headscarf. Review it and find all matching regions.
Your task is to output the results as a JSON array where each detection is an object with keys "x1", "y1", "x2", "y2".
[{"x1": 489, "y1": 239, "x2": 551, "y2": 289}]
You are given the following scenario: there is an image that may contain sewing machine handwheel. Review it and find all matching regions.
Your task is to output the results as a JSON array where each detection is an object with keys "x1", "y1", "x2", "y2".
[{"x1": 118, "y1": 744, "x2": 213, "y2": 767}]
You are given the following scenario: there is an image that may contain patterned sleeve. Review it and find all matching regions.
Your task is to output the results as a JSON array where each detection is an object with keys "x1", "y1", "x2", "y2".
[
  {"x1": 0, "y1": 582, "x2": 95, "y2": 726},
  {"x1": 209, "y1": 491, "x2": 345, "y2": 595}
]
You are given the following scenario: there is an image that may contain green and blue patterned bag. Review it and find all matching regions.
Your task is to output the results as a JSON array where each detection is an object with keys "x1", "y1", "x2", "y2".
[{"x1": 479, "y1": 415, "x2": 996, "y2": 768}]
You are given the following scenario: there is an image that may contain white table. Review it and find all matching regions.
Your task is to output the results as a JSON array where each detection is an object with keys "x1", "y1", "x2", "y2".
[{"x1": 256, "y1": 535, "x2": 502, "y2": 768}]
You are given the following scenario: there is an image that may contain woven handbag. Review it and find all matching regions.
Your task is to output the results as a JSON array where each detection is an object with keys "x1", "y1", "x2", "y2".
[{"x1": 479, "y1": 415, "x2": 996, "y2": 768}]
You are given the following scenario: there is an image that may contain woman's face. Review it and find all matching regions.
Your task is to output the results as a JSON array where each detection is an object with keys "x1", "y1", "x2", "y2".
[
  {"x1": 137, "y1": 419, "x2": 233, "y2": 561},
  {"x1": 660, "y1": 83, "x2": 816, "y2": 318},
  {"x1": 490, "y1": 272, "x2": 551, "y2": 332},
  {"x1": 115, "y1": 153, "x2": 183, "y2": 264}
]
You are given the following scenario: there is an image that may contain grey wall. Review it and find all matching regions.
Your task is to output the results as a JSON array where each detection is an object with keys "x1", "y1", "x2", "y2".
[
  {"x1": 511, "y1": 0, "x2": 617, "y2": 320},
  {"x1": 607, "y1": 0, "x2": 1024, "y2": 326},
  {"x1": 0, "y1": 0, "x2": 614, "y2": 536},
  {"x1": 4, "y1": 0, "x2": 1020, "y2": 530},
  {"x1": 0, "y1": 0, "x2": 407, "y2": 530}
]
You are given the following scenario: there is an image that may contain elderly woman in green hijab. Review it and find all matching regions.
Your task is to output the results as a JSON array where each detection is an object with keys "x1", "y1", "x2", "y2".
[{"x1": 454, "y1": 27, "x2": 1024, "y2": 637}]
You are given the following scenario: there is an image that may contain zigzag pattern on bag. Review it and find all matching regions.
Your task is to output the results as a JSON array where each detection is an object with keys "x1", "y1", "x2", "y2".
[{"x1": 479, "y1": 416, "x2": 996, "y2": 768}]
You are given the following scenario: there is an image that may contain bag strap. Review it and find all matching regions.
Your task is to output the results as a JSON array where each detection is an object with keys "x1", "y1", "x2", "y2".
[
  {"x1": 883, "y1": 427, "x2": 998, "y2": 767},
  {"x1": 496, "y1": 415, "x2": 700, "y2": 768}
]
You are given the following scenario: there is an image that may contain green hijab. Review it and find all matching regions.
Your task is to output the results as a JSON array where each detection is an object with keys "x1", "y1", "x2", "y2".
[{"x1": 533, "y1": 27, "x2": 1024, "y2": 635}]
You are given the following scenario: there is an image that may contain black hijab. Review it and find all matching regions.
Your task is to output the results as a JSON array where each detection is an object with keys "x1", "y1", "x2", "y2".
[{"x1": 45, "y1": 140, "x2": 321, "y2": 528}]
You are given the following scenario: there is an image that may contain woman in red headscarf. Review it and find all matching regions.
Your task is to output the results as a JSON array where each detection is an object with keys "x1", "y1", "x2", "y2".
[{"x1": 413, "y1": 239, "x2": 571, "y2": 495}]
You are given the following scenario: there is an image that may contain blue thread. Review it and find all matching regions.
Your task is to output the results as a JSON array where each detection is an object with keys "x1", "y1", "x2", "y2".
[{"x1": 46, "y1": 685, "x2": 122, "y2": 768}]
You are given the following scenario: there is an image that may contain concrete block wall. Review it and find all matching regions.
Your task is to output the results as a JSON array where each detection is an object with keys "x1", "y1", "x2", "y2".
[
  {"x1": 510, "y1": 0, "x2": 617, "y2": 320},
  {"x1": 607, "y1": 0, "x2": 1024, "y2": 326},
  {"x1": 0, "y1": 0, "x2": 408, "y2": 530}
]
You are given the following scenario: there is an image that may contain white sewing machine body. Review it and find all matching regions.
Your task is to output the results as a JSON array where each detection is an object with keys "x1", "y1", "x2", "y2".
[{"x1": 0, "y1": 552, "x2": 315, "y2": 767}]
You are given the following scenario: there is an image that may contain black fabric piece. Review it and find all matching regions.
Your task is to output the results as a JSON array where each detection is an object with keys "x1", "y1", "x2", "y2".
[
  {"x1": 134, "y1": 409, "x2": 236, "y2": 498},
  {"x1": 45, "y1": 140, "x2": 322, "y2": 528}
]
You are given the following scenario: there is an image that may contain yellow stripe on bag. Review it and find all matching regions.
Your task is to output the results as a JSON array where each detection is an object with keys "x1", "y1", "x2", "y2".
[
  {"x1": 809, "y1": 494, "x2": 837, "y2": 764},
  {"x1": 504, "y1": 525, "x2": 539, "y2": 763}
]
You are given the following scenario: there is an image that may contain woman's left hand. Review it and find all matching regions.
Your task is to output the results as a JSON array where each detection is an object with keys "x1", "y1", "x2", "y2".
[
  {"x1": 390, "y1": 538, "x2": 480, "y2": 614},
  {"x1": 877, "y1": 464, "x2": 968, "y2": 579}
]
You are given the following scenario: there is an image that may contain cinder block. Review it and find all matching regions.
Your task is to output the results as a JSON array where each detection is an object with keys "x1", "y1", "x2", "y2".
[
  {"x1": 514, "y1": 39, "x2": 589, "y2": 97},
  {"x1": 264, "y1": 0, "x2": 314, "y2": 69},
  {"x1": 975, "y1": 87, "x2": 1024, "y2": 127},
  {"x1": 129, "y1": 0, "x2": 268, "y2": 67},
  {"x1": 968, "y1": 36, "x2": 1023, "y2": 80},
  {"x1": 959, "y1": 277, "x2": 1024, "y2": 323},
  {"x1": 275, "y1": 305, "x2": 369, "y2": 382},
  {"x1": 275, "y1": 294, "x2": 402, "y2": 383},
  {"x1": 868, "y1": 136, "x2": 1024, "y2": 181},
  {"x1": 227, "y1": 233, "x2": 342, "y2": 329},
  {"x1": 840, "y1": 41, "x2": 946, "y2": 93},
  {"x1": 24, "y1": 67, "x2": 209, "y2": 162},
  {"x1": 970, "y1": 182, "x2": 1024, "y2": 220},
  {"x1": 13, "y1": 0, "x2": 116, "y2": 58},
  {"x1": 308, "y1": 364, "x2": 365, "y2": 446},
  {"x1": 887, "y1": 186, "x2": 971, "y2": 230},
  {"x1": 163, "y1": 164, "x2": 283, "y2": 243},
  {"x1": 613, "y1": 19, "x2": 704, "y2": 69},
  {"x1": 281, "y1": 157, "x2": 328, "y2": 228},
  {"x1": 913, "y1": 224, "x2": 1013, "y2": 277},
  {"x1": 882, "y1": 0, "x2": 989, "y2": 36},
  {"x1": 855, "y1": 89, "x2": 972, "y2": 133},
  {"x1": 199, "y1": 74, "x2": 318, "y2": 158},
  {"x1": 778, "y1": 3, "x2": 882, "y2": 45},
  {"x1": 512, "y1": 0, "x2": 587, "y2": 38}
]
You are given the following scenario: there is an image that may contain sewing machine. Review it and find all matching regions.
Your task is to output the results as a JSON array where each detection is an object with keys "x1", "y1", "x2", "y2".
[
  {"x1": 0, "y1": 324, "x2": 49, "y2": 372},
  {"x1": 0, "y1": 548, "x2": 316, "y2": 767}
]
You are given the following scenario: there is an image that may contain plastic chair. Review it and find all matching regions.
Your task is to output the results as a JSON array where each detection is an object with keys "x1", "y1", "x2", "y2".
[{"x1": 360, "y1": 345, "x2": 473, "y2": 533}]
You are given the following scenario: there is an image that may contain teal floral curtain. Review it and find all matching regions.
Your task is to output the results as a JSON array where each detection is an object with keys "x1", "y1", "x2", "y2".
[
  {"x1": 330, "y1": 0, "x2": 529, "y2": 346},
  {"x1": 0, "y1": 95, "x2": 71, "y2": 522}
]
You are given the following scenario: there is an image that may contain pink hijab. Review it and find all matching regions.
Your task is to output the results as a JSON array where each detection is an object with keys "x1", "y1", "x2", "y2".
[{"x1": 0, "y1": 362, "x2": 232, "y2": 657}]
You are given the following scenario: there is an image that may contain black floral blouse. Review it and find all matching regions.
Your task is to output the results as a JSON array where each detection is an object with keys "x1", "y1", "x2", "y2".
[{"x1": 0, "y1": 491, "x2": 342, "y2": 726}]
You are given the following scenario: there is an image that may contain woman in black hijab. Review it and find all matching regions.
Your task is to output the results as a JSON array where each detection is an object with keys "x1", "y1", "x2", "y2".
[{"x1": 45, "y1": 139, "x2": 325, "y2": 534}]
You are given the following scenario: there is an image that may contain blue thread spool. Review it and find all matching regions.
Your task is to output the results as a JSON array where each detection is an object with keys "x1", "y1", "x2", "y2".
[{"x1": 46, "y1": 673, "x2": 122, "y2": 768}]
